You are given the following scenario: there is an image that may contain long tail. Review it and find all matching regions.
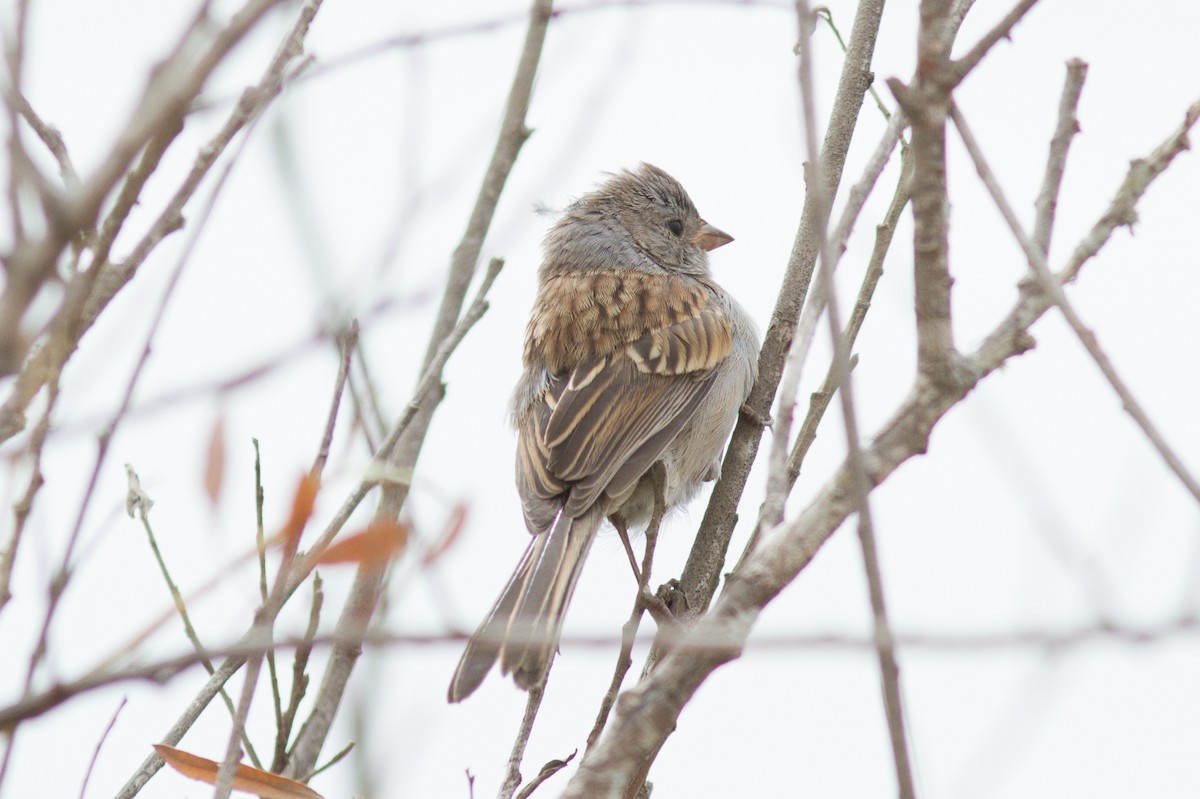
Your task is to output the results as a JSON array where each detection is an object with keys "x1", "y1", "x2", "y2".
[{"x1": 448, "y1": 504, "x2": 605, "y2": 702}]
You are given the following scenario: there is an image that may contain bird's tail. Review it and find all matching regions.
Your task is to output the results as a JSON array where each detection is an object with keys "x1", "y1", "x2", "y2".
[{"x1": 448, "y1": 505, "x2": 605, "y2": 702}]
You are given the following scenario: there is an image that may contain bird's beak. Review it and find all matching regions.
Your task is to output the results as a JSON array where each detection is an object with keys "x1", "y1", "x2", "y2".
[{"x1": 691, "y1": 221, "x2": 734, "y2": 252}]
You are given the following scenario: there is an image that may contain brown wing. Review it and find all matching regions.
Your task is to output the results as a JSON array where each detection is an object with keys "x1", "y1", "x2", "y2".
[{"x1": 515, "y1": 272, "x2": 733, "y2": 528}]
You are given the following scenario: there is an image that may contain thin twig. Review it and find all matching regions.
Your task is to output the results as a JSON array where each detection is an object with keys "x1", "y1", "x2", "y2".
[
  {"x1": 303, "y1": 738, "x2": 354, "y2": 782},
  {"x1": 274, "y1": 575, "x2": 323, "y2": 772},
  {"x1": 672, "y1": 0, "x2": 886, "y2": 651},
  {"x1": 785, "y1": 146, "x2": 913, "y2": 490},
  {"x1": 310, "y1": 321, "x2": 359, "y2": 478},
  {"x1": 281, "y1": 262, "x2": 512, "y2": 776},
  {"x1": 950, "y1": 0, "x2": 1043, "y2": 85},
  {"x1": 760, "y1": 106, "x2": 908, "y2": 534},
  {"x1": 0, "y1": 376, "x2": 58, "y2": 614},
  {"x1": 0, "y1": 0, "x2": 318, "y2": 443},
  {"x1": 285, "y1": 0, "x2": 788, "y2": 90},
  {"x1": 813, "y1": 5, "x2": 892, "y2": 123},
  {"x1": 1032, "y1": 60, "x2": 1087, "y2": 256},
  {"x1": 5, "y1": 613, "x2": 1200, "y2": 732},
  {"x1": 513, "y1": 751, "x2": 577, "y2": 799},
  {"x1": 212, "y1": 649, "x2": 267, "y2": 799},
  {"x1": 10, "y1": 89, "x2": 78, "y2": 185},
  {"x1": 797, "y1": 3, "x2": 915, "y2": 796},
  {"x1": 130, "y1": 472, "x2": 264, "y2": 768},
  {"x1": 498, "y1": 686, "x2": 547, "y2": 799},
  {"x1": 0, "y1": 0, "x2": 289, "y2": 378},
  {"x1": 295, "y1": 258, "x2": 505, "y2": 575},
  {"x1": 887, "y1": 0, "x2": 960, "y2": 384},
  {"x1": 17, "y1": 60, "x2": 270, "y2": 721},
  {"x1": 2, "y1": 0, "x2": 30, "y2": 244},
  {"x1": 76, "y1": 696, "x2": 126, "y2": 799},
  {"x1": 950, "y1": 100, "x2": 1200, "y2": 505},
  {"x1": 107, "y1": 14, "x2": 330, "y2": 797}
]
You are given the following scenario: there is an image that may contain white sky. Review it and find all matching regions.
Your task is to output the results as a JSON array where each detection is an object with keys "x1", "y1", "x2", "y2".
[{"x1": 2, "y1": 1, "x2": 1199, "y2": 797}]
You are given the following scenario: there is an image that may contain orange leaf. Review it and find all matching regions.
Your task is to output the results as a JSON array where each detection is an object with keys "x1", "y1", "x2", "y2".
[
  {"x1": 203, "y1": 415, "x2": 226, "y2": 506},
  {"x1": 318, "y1": 521, "x2": 408, "y2": 567},
  {"x1": 153, "y1": 743, "x2": 325, "y2": 799},
  {"x1": 279, "y1": 473, "x2": 320, "y2": 549},
  {"x1": 422, "y1": 503, "x2": 468, "y2": 566}
]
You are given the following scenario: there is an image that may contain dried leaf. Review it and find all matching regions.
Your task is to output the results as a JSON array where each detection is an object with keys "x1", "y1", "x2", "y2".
[
  {"x1": 422, "y1": 503, "x2": 468, "y2": 566},
  {"x1": 279, "y1": 473, "x2": 320, "y2": 549},
  {"x1": 153, "y1": 743, "x2": 325, "y2": 799},
  {"x1": 204, "y1": 415, "x2": 226, "y2": 506},
  {"x1": 318, "y1": 521, "x2": 408, "y2": 567}
]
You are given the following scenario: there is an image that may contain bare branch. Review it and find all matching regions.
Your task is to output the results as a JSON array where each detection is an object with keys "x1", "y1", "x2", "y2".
[
  {"x1": 760, "y1": 109, "x2": 909, "y2": 534},
  {"x1": 887, "y1": 0, "x2": 962, "y2": 384},
  {"x1": 950, "y1": 100, "x2": 1200, "y2": 505},
  {"x1": 797, "y1": 3, "x2": 914, "y2": 795},
  {"x1": 674, "y1": 0, "x2": 886, "y2": 643},
  {"x1": 0, "y1": 0, "x2": 291, "y2": 377},
  {"x1": 17, "y1": 68, "x2": 269, "y2": 723},
  {"x1": 786, "y1": 148, "x2": 913, "y2": 491},
  {"x1": 498, "y1": 686, "x2": 548, "y2": 799},
  {"x1": 0, "y1": 0, "x2": 319, "y2": 442},
  {"x1": 0, "y1": 377, "x2": 57, "y2": 614},
  {"x1": 950, "y1": 0, "x2": 1042, "y2": 85},
  {"x1": 513, "y1": 750, "x2": 576, "y2": 799},
  {"x1": 131, "y1": 469, "x2": 264, "y2": 768},
  {"x1": 5, "y1": 613, "x2": 1200, "y2": 732},
  {"x1": 76, "y1": 697, "x2": 126, "y2": 799},
  {"x1": 1056, "y1": 105, "x2": 1200, "y2": 285},
  {"x1": 10, "y1": 90, "x2": 78, "y2": 185},
  {"x1": 311, "y1": 321, "x2": 359, "y2": 479},
  {"x1": 1032, "y1": 59, "x2": 1087, "y2": 255}
]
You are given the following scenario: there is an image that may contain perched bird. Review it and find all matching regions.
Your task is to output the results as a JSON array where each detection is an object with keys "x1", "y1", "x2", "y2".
[{"x1": 448, "y1": 164, "x2": 758, "y2": 702}]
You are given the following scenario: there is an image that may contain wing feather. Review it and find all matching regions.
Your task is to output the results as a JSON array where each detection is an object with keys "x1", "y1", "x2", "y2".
[{"x1": 513, "y1": 272, "x2": 734, "y2": 531}]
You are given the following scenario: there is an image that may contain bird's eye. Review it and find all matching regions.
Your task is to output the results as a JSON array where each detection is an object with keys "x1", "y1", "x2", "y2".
[{"x1": 667, "y1": 219, "x2": 684, "y2": 236}]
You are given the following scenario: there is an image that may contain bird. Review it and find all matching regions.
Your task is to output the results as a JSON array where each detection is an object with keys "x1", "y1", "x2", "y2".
[{"x1": 448, "y1": 163, "x2": 758, "y2": 702}]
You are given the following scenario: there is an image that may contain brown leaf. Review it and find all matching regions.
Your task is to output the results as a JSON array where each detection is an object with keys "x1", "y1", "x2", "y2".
[
  {"x1": 318, "y1": 520, "x2": 408, "y2": 568},
  {"x1": 203, "y1": 415, "x2": 226, "y2": 506},
  {"x1": 278, "y1": 473, "x2": 320, "y2": 549},
  {"x1": 422, "y1": 503, "x2": 468, "y2": 566},
  {"x1": 153, "y1": 743, "x2": 325, "y2": 799}
]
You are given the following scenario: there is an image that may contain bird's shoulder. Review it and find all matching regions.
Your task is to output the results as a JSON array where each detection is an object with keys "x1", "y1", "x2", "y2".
[{"x1": 525, "y1": 269, "x2": 730, "y2": 374}]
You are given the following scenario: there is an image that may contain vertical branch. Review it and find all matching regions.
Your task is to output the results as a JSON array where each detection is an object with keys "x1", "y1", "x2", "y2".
[
  {"x1": 888, "y1": 0, "x2": 959, "y2": 384},
  {"x1": 675, "y1": 0, "x2": 887, "y2": 633},
  {"x1": 796, "y1": 2, "x2": 915, "y2": 795},
  {"x1": 3, "y1": 0, "x2": 30, "y2": 240},
  {"x1": 498, "y1": 686, "x2": 546, "y2": 799},
  {"x1": 1033, "y1": 59, "x2": 1087, "y2": 256},
  {"x1": 786, "y1": 145, "x2": 913, "y2": 488}
]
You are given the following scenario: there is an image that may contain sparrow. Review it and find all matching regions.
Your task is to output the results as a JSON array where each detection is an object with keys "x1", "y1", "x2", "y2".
[{"x1": 448, "y1": 163, "x2": 758, "y2": 702}]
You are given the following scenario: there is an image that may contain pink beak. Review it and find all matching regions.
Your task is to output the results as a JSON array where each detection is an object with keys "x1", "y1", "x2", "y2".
[{"x1": 691, "y1": 221, "x2": 734, "y2": 252}]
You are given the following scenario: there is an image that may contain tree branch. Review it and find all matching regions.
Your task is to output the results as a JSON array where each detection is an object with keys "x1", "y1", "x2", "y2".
[{"x1": 950, "y1": 99, "x2": 1200, "y2": 504}]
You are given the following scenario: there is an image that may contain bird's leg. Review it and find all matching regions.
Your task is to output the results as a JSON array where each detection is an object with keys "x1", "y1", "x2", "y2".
[
  {"x1": 610, "y1": 513, "x2": 643, "y2": 585},
  {"x1": 637, "y1": 463, "x2": 674, "y2": 624}
]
